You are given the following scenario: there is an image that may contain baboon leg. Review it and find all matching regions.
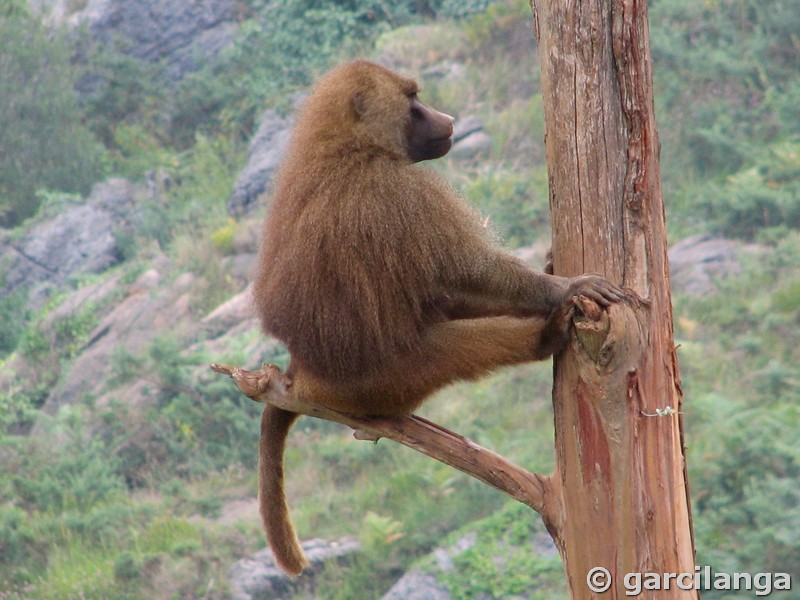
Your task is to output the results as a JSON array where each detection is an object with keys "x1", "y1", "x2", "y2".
[{"x1": 292, "y1": 310, "x2": 572, "y2": 417}]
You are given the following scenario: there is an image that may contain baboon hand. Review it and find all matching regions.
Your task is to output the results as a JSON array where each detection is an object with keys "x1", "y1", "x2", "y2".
[{"x1": 565, "y1": 274, "x2": 624, "y2": 307}]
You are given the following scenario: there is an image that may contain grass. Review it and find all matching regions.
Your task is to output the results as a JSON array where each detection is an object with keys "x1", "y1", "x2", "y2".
[{"x1": 29, "y1": 540, "x2": 120, "y2": 600}]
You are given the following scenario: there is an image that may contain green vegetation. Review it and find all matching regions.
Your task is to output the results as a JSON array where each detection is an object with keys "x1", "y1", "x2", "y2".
[
  {"x1": 430, "y1": 502, "x2": 567, "y2": 599},
  {"x1": 0, "y1": 289, "x2": 27, "y2": 356},
  {"x1": 0, "y1": 0, "x2": 798, "y2": 597},
  {"x1": 0, "y1": 6, "x2": 106, "y2": 226}
]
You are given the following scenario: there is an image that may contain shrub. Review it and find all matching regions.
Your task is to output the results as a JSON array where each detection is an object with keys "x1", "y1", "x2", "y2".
[
  {"x1": 0, "y1": 9, "x2": 106, "y2": 226},
  {"x1": 80, "y1": 49, "x2": 162, "y2": 151},
  {"x1": 462, "y1": 170, "x2": 549, "y2": 247},
  {"x1": 11, "y1": 437, "x2": 124, "y2": 513},
  {"x1": 210, "y1": 219, "x2": 238, "y2": 254},
  {"x1": 651, "y1": 0, "x2": 800, "y2": 182},
  {"x1": 0, "y1": 505, "x2": 37, "y2": 566},
  {"x1": 700, "y1": 142, "x2": 800, "y2": 239},
  {"x1": 439, "y1": 502, "x2": 566, "y2": 599},
  {"x1": 0, "y1": 288, "x2": 27, "y2": 356}
]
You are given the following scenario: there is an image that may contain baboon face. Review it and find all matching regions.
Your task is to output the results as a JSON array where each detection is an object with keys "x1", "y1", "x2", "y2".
[
  {"x1": 405, "y1": 93, "x2": 454, "y2": 162},
  {"x1": 344, "y1": 63, "x2": 454, "y2": 163}
]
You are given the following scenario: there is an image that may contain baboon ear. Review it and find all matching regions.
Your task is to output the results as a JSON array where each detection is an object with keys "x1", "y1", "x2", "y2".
[{"x1": 352, "y1": 91, "x2": 367, "y2": 118}]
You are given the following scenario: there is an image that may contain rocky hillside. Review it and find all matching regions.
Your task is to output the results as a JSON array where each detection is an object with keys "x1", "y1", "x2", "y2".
[
  {"x1": 0, "y1": 102, "x2": 749, "y2": 436},
  {"x1": 0, "y1": 77, "x2": 752, "y2": 600}
]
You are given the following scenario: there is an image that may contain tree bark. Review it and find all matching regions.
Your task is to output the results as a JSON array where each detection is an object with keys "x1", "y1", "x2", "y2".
[{"x1": 530, "y1": 0, "x2": 697, "y2": 597}]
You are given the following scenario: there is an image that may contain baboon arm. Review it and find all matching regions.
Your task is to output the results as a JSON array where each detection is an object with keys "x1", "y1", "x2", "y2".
[
  {"x1": 438, "y1": 252, "x2": 569, "y2": 320},
  {"x1": 440, "y1": 249, "x2": 623, "y2": 318}
]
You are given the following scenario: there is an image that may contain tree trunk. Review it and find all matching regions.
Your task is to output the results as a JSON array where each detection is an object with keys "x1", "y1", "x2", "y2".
[{"x1": 530, "y1": 0, "x2": 698, "y2": 597}]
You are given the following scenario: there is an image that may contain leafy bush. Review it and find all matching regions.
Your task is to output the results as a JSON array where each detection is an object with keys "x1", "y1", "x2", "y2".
[
  {"x1": 10, "y1": 430, "x2": 124, "y2": 513},
  {"x1": 462, "y1": 170, "x2": 549, "y2": 247},
  {"x1": 439, "y1": 502, "x2": 566, "y2": 599},
  {"x1": 691, "y1": 401, "x2": 800, "y2": 583},
  {"x1": 162, "y1": 133, "x2": 241, "y2": 232},
  {"x1": 210, "y1": 218, "x2": 238, "y2": 254},
  {"x1": 0, "y1": 505, "x2": 37, "y2": 566},
  {"x1": 699, "y1": 142, "x2": 800, "y2": 239},
  {"x1": 80, "y1": 49, "x2": 163, "y2": 151},
  {"x1": 107, "y1": 123, "x2": 177, "y2": 181},
  {"x1": 651, "y1": 0, "x2": 800, "y2": 182},
  {"x1": 676, "y1": 231, "x2": 800, "y2": 586},
  {"x1": 0, "y1": 8, "x2": 106, "y2": 226},
  {"x1": 94, "y1": 335, "x2": 262, "y2": 487},
  {"x1": 0, "y1": 288, "x2": 27, "y2": 356}
]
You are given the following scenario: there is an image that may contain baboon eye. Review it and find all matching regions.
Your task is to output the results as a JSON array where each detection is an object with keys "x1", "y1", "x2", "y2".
[{"x1": 409, "y1": 94, "x2": 424, "y2": 120}]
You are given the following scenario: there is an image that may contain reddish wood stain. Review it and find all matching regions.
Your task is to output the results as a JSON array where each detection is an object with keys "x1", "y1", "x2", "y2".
[{"x1": 576, "y1": 379, "x2": 612, "y2": 488}]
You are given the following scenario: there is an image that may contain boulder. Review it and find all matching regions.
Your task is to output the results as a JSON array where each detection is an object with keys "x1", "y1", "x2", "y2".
[
  {"x1": 67, "y1": 0, "x2": 239, "y2": 81},
  {"x1": 0, "y1": 178, "x2": 136, "y2": 311},
  {"x1": 201, "y1": 288, "x2": 257, "y2": 338},
  {"x1": 452, "y1": 116, "x2": 484, "y2": 143},
  {"x1": 382, "y1": 570, "x2": 451, "y2": 600},
  {"x1": 668, "y1": 234, "x2": 750, "y2": 296},
  {"x1": 451, "y1": 131, "x2": 493, "y2": 159},
  {"x1": 228, "y1": 109, "x2": 295, "y2": 216},
  {"x1": 450, "y1": 116, "x2": 492, "y2": 159},
  {"x1": 35, "y1": 256, "x2": 190, "y2": 416},
  {"x1": 229, "y1": 537, "x2": 361, "y2": 600}
]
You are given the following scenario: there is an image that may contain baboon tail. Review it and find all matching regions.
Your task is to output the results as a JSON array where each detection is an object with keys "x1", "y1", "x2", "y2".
[{"x1": 259, "y1": 405, "x2": 308, "y2": 576}]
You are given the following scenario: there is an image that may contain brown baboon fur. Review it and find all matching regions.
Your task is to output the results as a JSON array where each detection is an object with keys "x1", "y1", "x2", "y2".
[{"x1": 252, "y1": 60, "x2": 622, "y2": 575}]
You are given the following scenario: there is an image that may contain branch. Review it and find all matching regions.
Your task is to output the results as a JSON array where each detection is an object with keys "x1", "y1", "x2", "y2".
[{"x1": 210, "y1": 363, "x2": 555, "y2": 521}]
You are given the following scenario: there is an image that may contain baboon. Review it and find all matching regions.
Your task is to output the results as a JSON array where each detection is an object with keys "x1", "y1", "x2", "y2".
[{"x1": 252, "y1": 60, "x2": 623, "y2": 575}]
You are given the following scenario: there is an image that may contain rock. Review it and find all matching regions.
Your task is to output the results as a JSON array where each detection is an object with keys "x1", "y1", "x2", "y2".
[
  {"x1": 668, "y1": 234, "x2": 750, "y2": 296},
  {"x1": 431, "y1": 532, "x2": 477, "y2": 573},
  {"x1": 201, "y1": 288, "x2": 257, "y2": 338},
  {"x1": 450, "y1": 117, "x2": 492, "y2": 160},
  {"x1": 451, "y1": 131, "x2": 493, "y2": 159},
  {"x1": 223, "y1": 252, "x2": 258, "y2": 288},
  {"x1": 36, "y1": 255, "x2": 196, "y2": 416},
  {"x1": 229, "y1": 537, "x2": 361, "y2": 600},
  {"x1": 382, "y1": 570, "x2": 451, "y2": 600},
  {"x1": 68, "y1": 0, "x2": 240, "y2": 81},
  {"x1": 0, "y1": 178, "x2": 136, "y2": 311},
  {"x1": 422, "y1": 62, "x2": 467, "y2": 82},
  {"x1": 452, "y1": 116, "x2": 484, "y2": 143},
  {"x1": 228, "y1": 109, "x2": 295, "y2": 216},
  {"x1": 380, "y1": 534, "x2": 478, "y2": 600},
  {"x1": 29, "y1": 0, "x2": 73, "y2": 24},
  {"x1": 514, "y1": 241, "x2": 551, "y2": 269}
]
